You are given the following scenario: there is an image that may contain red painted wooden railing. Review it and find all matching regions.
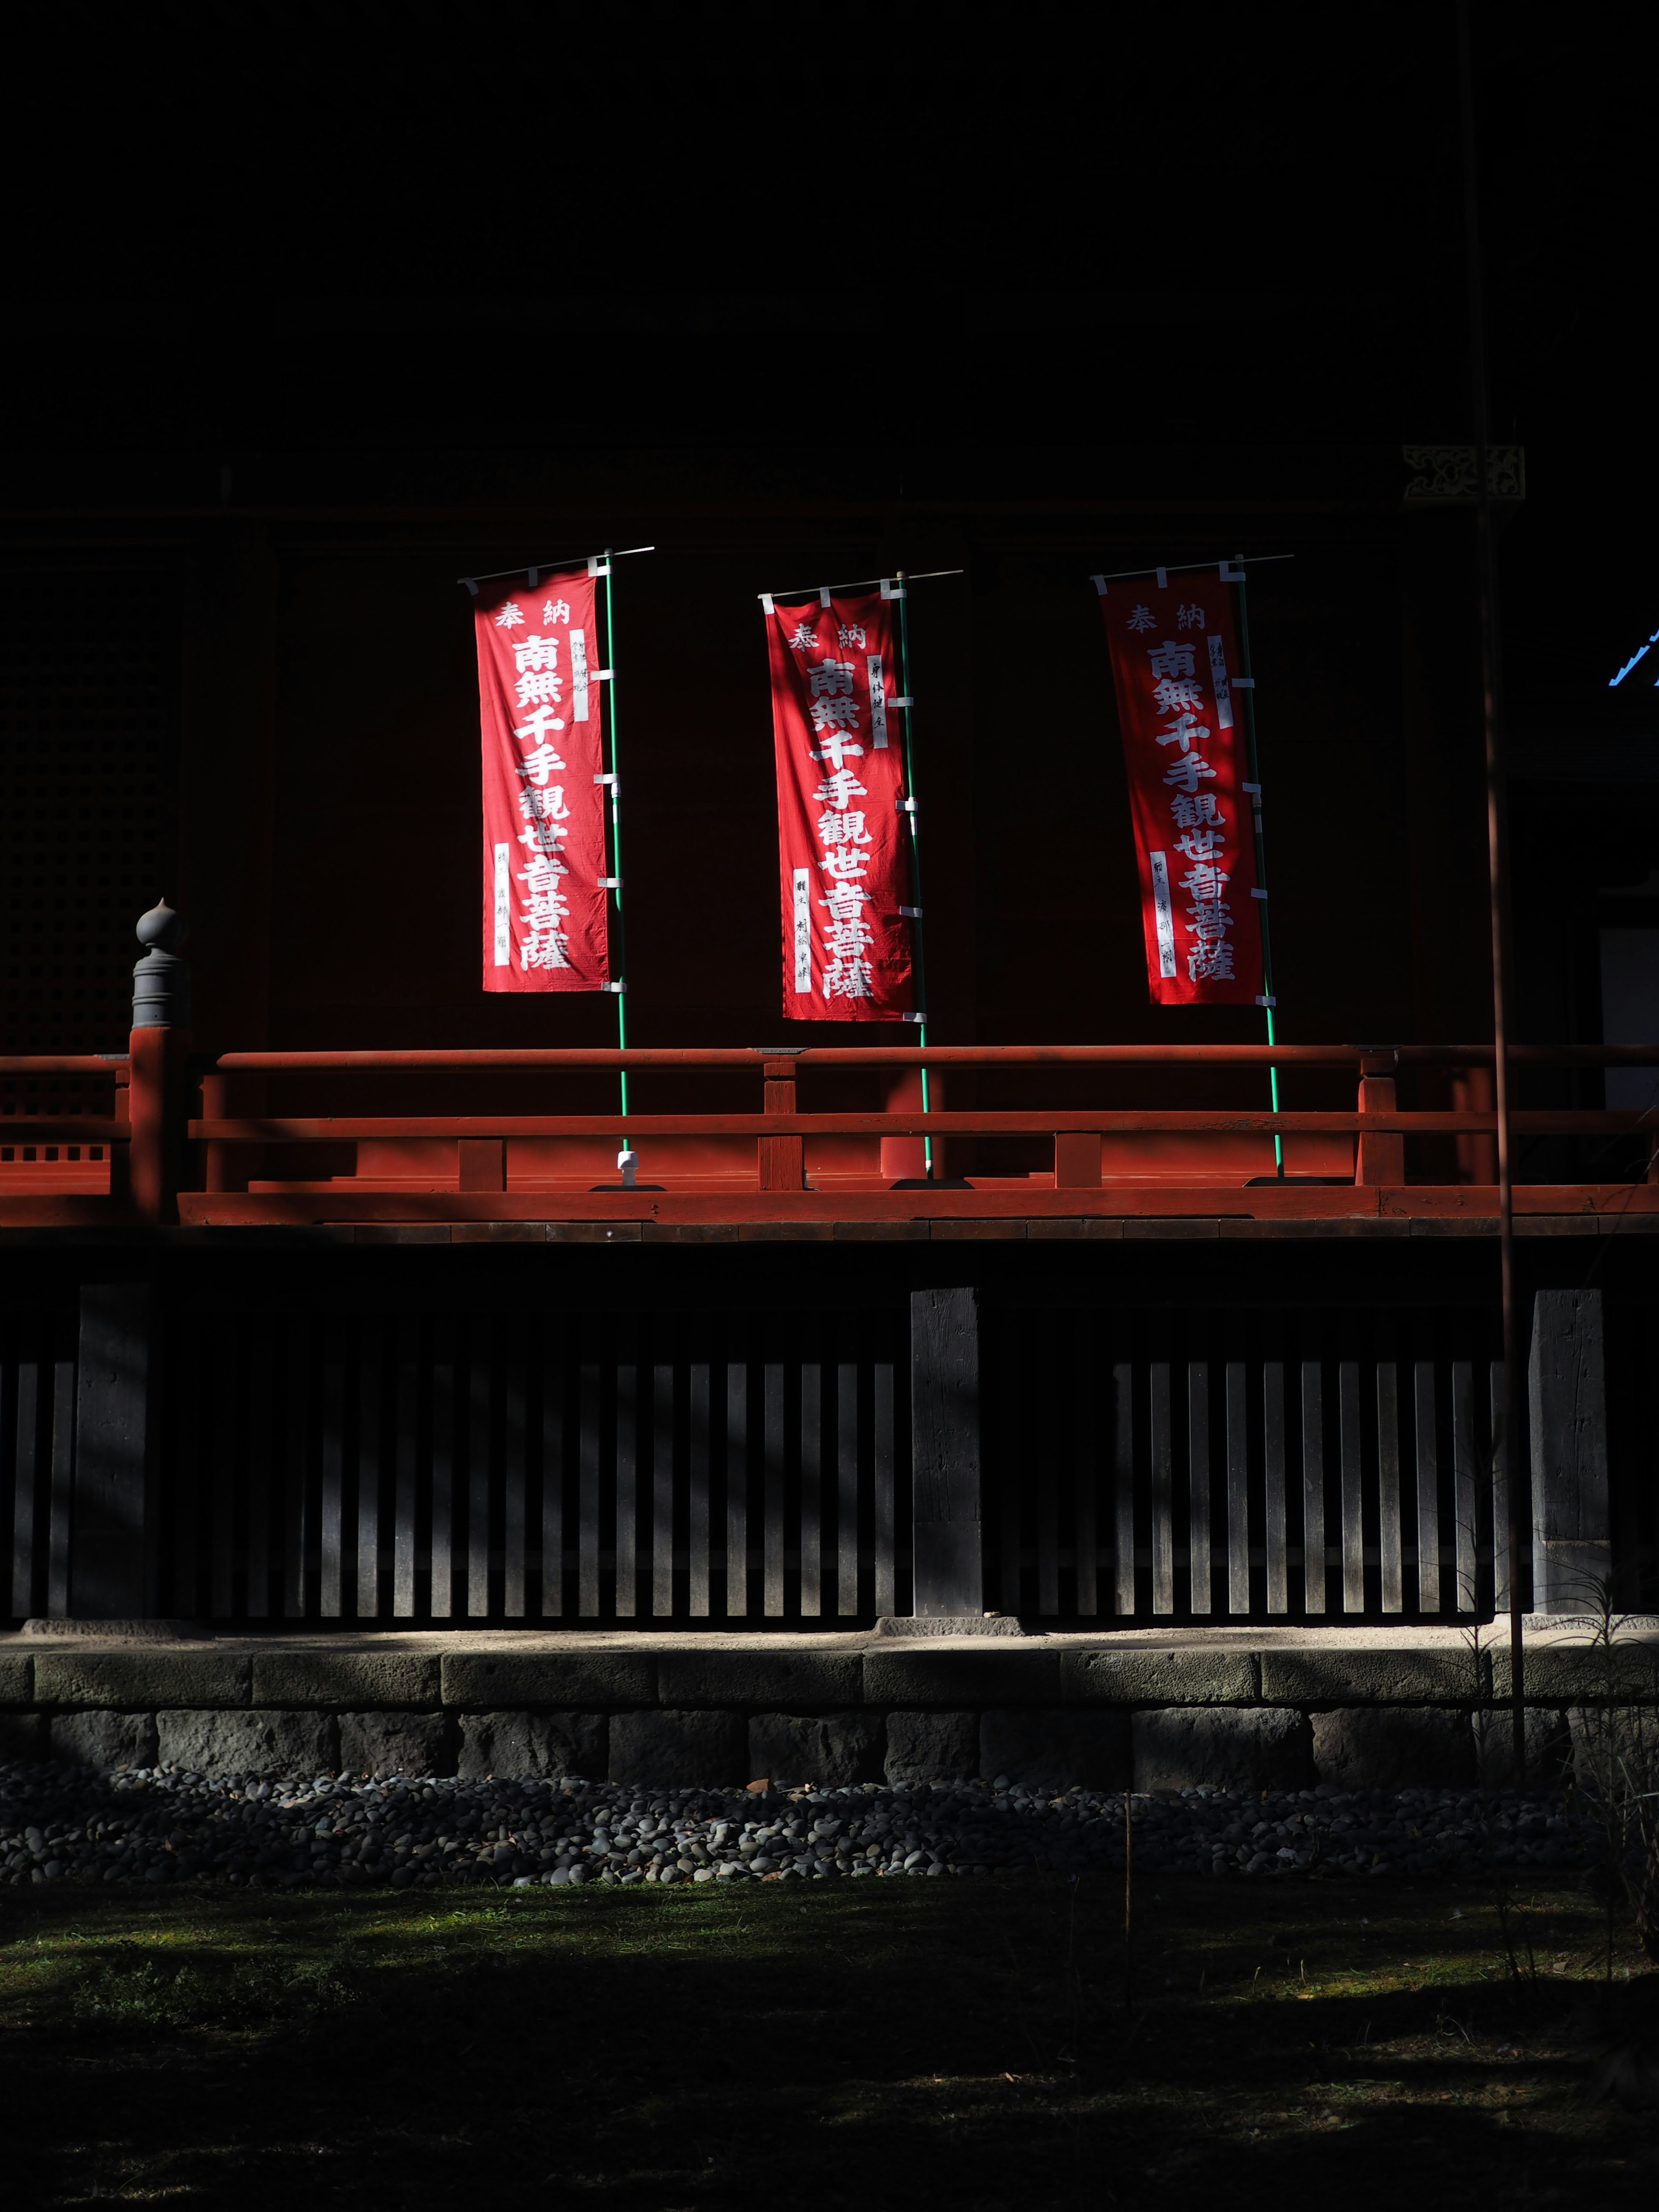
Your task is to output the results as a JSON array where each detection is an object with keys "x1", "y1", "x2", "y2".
[{"x1": 3, "y1": 1040, "x2": 1656, "y2": 1226}]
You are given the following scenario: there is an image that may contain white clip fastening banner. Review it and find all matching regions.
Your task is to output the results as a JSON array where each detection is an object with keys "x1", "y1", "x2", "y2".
[{"x1": 588, "y1": 555, "x2": 612, "y2": 578}]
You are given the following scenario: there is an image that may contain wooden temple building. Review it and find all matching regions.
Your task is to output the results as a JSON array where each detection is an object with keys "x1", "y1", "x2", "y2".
[{"x1": 0, "y1": 404, "x2": 1654, "y2": 1651}]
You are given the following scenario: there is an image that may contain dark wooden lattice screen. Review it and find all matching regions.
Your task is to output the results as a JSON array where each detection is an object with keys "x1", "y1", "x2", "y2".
[{"x1": 0, "y1": 566, "x2": 178, "y2": 1053}]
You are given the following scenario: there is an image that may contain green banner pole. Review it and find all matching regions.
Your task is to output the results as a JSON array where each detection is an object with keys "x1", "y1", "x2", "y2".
[
  {"x1": 893, "y1": 572, "x2": 932, "y2": 1177},
  {"x1": 1229, "y1": 561, "x2": 1283, "y2": 1177},
  {"x1": 600, "y1": 550, "x2": 628, "y2": 1118}
]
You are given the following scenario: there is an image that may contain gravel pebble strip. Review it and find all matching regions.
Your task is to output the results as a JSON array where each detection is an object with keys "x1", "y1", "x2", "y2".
[{"x1": 0, "y1": 1761, "x2": 1594, "y2": 1891}]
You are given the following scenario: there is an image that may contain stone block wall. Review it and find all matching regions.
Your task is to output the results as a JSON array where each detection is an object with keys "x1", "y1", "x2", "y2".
[{"x1": 4, "y1": 1637, "x2": 1657, "y2": 1791}]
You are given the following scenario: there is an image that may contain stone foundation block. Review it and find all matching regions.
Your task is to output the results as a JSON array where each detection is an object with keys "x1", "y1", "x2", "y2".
[
  {"x1": 0, "y1": 1653, "x2": 32, "y2": 1706},
  {"x1": 884, "y1": 1710, "x2": 978, "y2": 1784},
  {"x1": 47, "y1": 1710, "x2": 159, "y2": 1770},
  {"x1": 1471, "y1": 1705, "x2": 1574, "y2": 1789},
  {"x1": 747, "y1": 1710, "x2": 883, "y2": 1786},
  {"x1": 156, "y1": 1708, "x2": 336, "y2": 1776},
  {"x1": 659, "y1": 1650, "x2": 864, "y2": 1710},
  {"x1": 608, "y1": 1708, "x2": 744, "y2": 1788},
  {"x1": 0, "y1": 1712, "x2": 45, "y2": 1762},
  {"x1": 456, "y1": 1710, "x2": 606, "y2": 1781},
  {"x1": 442, "y1": 1650, "x2": 655, "y2": 1710},
  {"x1": 981, "y1": 1707, "x2": 1131, "y2": 1790},
  {"x1": 339, "y1": 1710, "x2": 451, "y2": 1778},
  {"x1": 1311, "y1": 1706, "x2": 1476, "y2": 1790},
  {"x1": 35, "y1": 1649, "x2": 250, "y2": 1710},
  {"x1": 252, "y1": 1651, "x2": 441, "y2": 1710},
  {"x1": 865, "y1": 1648, "x2": 1063, "y2": 1708},
  {"x1": 1261, "y1": 1648, "x2": 1484, "y2": 1705},
  {"x1": 1494, "y1": 1644, "x2": 1659, "y2": 1703},
  {"x1": 1064, "y1": 1650, "x2": 1256, "y2": 1707},
  {"x1": 1133, "y1": 1707, "x2": 1312, "y2": 1792}
]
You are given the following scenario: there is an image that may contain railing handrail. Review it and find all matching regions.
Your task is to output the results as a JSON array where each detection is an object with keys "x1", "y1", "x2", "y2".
[
  {"x1": 0, "y1": 1055, "x2": 129, "y2": 1077},
  {"x1": 197, "y1": 1042, "x2": 1659, "y2": 1073}
]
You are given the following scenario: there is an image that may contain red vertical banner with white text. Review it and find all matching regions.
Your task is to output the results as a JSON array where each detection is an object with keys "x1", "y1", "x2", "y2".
[
  {"x1": 1100, "y1": 571, "x2": 1263, "y2": 1006},
  {"x1": 769, "y1": 590, "x2": 916, "y2": 1020},
  {"x1": 476, "y1": 568, "x2": 609, "y2": 991}
]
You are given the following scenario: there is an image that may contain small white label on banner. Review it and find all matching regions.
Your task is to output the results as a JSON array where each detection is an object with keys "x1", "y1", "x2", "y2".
[
  {"x1": 1149, "y1": 851, "x2": 1178, "y2": 978},
  {"x1": 1251, "y1": 887, "x2": 1269, "y2": 899},
  {"x1": 792, "y1": 868, "x2": 813, "y2": 994},
  {"x1": 571, "y1": 628, "x2": 591, "y2": 722},
  {"x1": 1232, "y1": 675, "x2": 1256, "y2": 689},
  {"x1": 1092, "y1": 575, "x2": 1107, "y2": 595},
  {"x1": 760, "y1": 593, "x2": 775, "y2": 614},
  {"x1": 493, "y1": 843, "x2": 513, "y2": 968},
  {"x1": 1155, "y1": 566, "x2": 1168, "y2": 589},
  {"x1": 868, "y1": 653, "x2": 889, "y2": 748},
  {"x1": 820, "y1": 585, "x2": 831, "y2": 607},
  {"x1": 1207, "y1": 633, "x2": 1233, "y2": 730}
]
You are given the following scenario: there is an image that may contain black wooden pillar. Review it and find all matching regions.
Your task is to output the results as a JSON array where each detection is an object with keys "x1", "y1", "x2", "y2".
[
  {"x1": 70, "y1": 1281, "x2": 159, "y2": 1617},
  {"x1": 1527, "y1": 1286, "x2": 1611, "y2": 1610},
  {"x1": 909, "y1": 1285, "x2": 984, "y2": 1617}
]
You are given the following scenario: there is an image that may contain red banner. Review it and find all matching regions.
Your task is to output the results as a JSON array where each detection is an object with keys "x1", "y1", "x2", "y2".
[
  {"x1": 1099, "y1": 570, "x2": 1264, "y2": 1006},
  {"x1": 475, "y1": 566, "x2": 610, "y2": 991},
  {"x1": 768, "y1": 588, "x2": 916, "y2": 1020}
]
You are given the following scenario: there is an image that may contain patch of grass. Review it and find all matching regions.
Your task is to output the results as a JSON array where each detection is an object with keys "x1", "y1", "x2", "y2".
[{"x1": 2, "y1": 1876, "x2": 1655, "y2": 2208}]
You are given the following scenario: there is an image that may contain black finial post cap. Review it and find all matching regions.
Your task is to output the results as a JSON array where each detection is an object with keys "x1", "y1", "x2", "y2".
[
  {"x1": 132, "y1": 902, "x2": 191, "y2": 1030},
  {"x1": 136, "y1": 900, "x2": 189, "y2": 953}
]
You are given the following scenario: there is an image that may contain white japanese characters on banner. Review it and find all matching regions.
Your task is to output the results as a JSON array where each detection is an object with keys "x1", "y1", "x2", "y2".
[
  {"x1": 474, "y1": 567, "x2": 610, "y2": 991},
  {"x1": 766, "y1": 588, "x2": 916, "y2": 1020},
  {"x1": 1099, "y1": 571, "x2": 1264, "y2": 1007}
]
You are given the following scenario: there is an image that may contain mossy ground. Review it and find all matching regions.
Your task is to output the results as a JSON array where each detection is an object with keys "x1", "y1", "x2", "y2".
[{"x1": 2, "y1": 1873, "x2": 1653, "y2": 2207}]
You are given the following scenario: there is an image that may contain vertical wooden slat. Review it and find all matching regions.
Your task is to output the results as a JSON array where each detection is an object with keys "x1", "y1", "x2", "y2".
[
  {"x1": 1414, "y1": 1341, "x2": 1439, "y2": 1611},
  {"x1": 1490, "y1": 1359, "x2": 1511, "y2": 1612},
  {"x1": 873, "y1": 1351, "x2": 896, "y2": 1619},
  {"x1": 1377, "y1": 1343, "x2": 1403, "y2": 1614},
  {"x1": 837, "y1": 1352, "x2": 859, "y2": 1618},
  {"x1": 1188, "y1": 1358, "x2": 1212, "y2": 1614},
  {"x1": 48, "y1": 1336, "x2": 74, "y2": 1619},
  {"x1": 763, "y1": 1350, "x2": 785, "y2": 1617},
  {"x1": 725, "y1": 1347, "x2": 748, "y2": 1618},
  {"x1": 686, "y1": 1351, "x2": 709, "y2": 1618},
  {"x1": 429, "y1": 1318, "x2": 454, "y2": 1621},
  {"x1": 1301, "y1": 1357, "x2": 1325, "y2": 1614},
  {"x1": 1339, "y1": 1357, "x2": 1364, "y2": 1612},
  {"x1": 614, "y1": 1319, "x2": 638, "y2": 1618},
  {"x1": 578, "y1": 1325, "x2": 602, "y2": 1618},
  {"x1": 283, "y1": 1315, "x2": 311, "y2": 1620},
  {"x1": 502, "y1": 1322, "x2": 527, "y2": 1619},
  {"x1": 356, "y1": 1318, "x2": 382, "y2": 1621},
  {"x1": 467, "y1": 1324, "x2": 493, "y2": 1619},
  {"x1": 245, "y1": 1320, "x2": 274, "y2": 1619},
  {"x1": 799, "y1": 1351, "x2": 822, "y2": 1618},
  {"x1": 170, "y1": 1319, "x2": 201, "y2": 1620},
  {"x1": 539, "y1": 1319, "x2": 564, "y2": 1618},
  {"x1": 1038, "y1": 1317, "x2": 1062, "y2": 1616},
  {"x1": 10, "y1": 1340, "x2": 39, "y2": 1618},
  {"x1": 1227, "y1": 1354, "x2": 1251, "y2": 1615},
  {"x1": 1149, "y1": 1357, "x2": 1173, "y2": 1614},
  {"x1": 1113, "y1": 1356, "x2": 1136, "y2": 1615},
  {"x1": 320, "y1": 1326, "x2": 345, "y2": 1620},
  {"x1": 1452, "y1": 1357, "x2": 1478, "y2": 1614},
  {"x1": 1074, "y1": 1314, "x2": 1098, "y2": 1618},
  {"x1": 392, "y1": 1319, "x2": 418, "y2": 1620},
  {"x1": 1263, "y1": 1348, "x2": 1288, "y2": 1613},
  {"x1": 652, "y1": 1347, "x2": 677, "y2": 1617},
  {"x1": 211, "y1": 1313, "x2": 239, "y2": 1618}
]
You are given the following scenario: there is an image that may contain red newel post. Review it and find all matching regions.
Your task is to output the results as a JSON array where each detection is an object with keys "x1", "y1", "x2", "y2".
[
  {"x1": 1355, "y1": 1050, "x2": 1404, "y2": 1188},
  {"x1": 759, "y1": 1054, "x2": 804, "y2": 1191},
  {"x1": 128, "y1": 901, "x2": 191, "y2": 1225}
]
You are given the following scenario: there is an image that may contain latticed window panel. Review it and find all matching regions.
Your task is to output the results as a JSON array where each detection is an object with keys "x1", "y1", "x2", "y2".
[{"x1": 0, "y1": 568, "x2": 179, "y2": 1053}]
